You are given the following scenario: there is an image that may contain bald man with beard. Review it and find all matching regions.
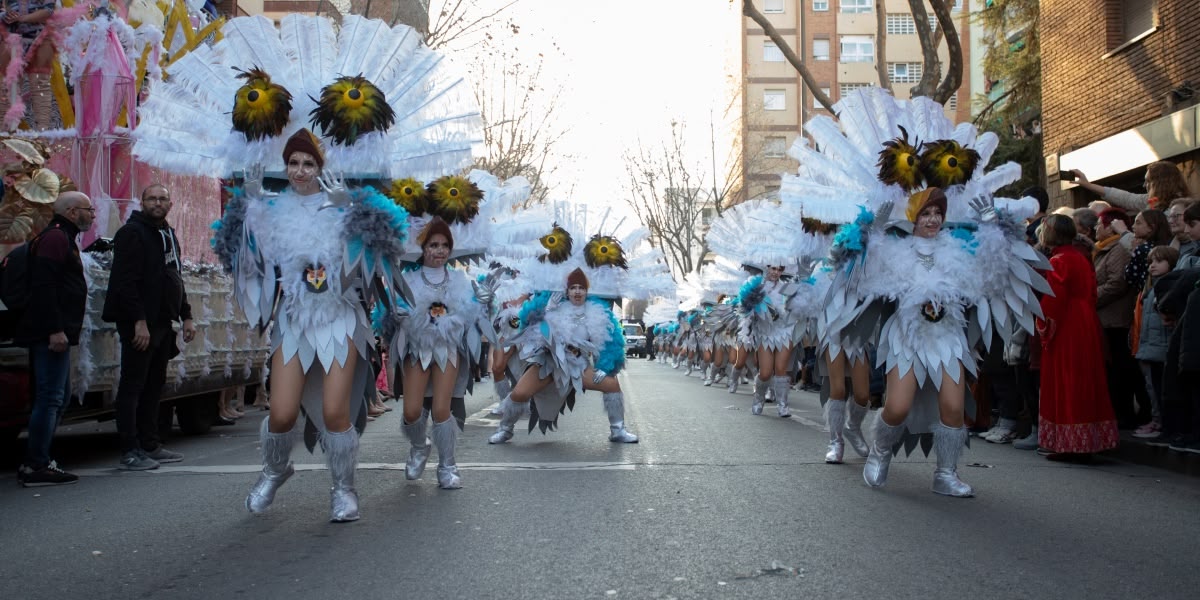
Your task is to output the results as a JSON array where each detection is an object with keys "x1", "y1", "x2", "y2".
[{"x1": 16, "y1": 191, "x2": 93, "y2": 487}]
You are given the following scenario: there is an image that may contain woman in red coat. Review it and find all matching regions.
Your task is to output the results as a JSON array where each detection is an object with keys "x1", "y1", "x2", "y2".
[{"x1": 1037, "y1": 214, "x2": 1120, "y2": 459}]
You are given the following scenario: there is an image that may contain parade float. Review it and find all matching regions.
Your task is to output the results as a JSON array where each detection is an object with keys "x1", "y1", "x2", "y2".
[{"x1": 0, "y1": 1, "x2": 271, "y2": 443}]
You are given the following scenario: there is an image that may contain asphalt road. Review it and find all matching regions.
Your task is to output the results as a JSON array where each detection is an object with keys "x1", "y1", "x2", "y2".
[{"x1": 2, "y1": 359, "x2": 1198, "y2": 600}]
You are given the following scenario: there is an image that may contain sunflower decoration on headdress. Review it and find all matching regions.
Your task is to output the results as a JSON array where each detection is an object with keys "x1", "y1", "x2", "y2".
[
  {"x1": 309, "y1": 74, "x2": 396, "y2": 146},
  {"x1": 537, "y1": 224, "x2": 573, "y2": 264},
  {"x1": 426, "y1": 175, "x2": 483, "y2": 224},
  {"x1": 876, "y1": 126, "x2": 922, "y2": 191},
  {"x1": 231, "y1": 67, "x2": 293, "y2": 141},
  {"x1": 918, "y1": 139, "x2": 980, "y2": 189},
  {"x1": 584, "y1": 234, "x2": 628, "y2": 270},
  {"x1": 386, "y1": 177, "x2": 428, "y2": 216}
]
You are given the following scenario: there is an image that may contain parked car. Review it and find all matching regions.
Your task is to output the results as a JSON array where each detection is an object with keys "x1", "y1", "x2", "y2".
[{"x1": 623, "y1": 321, "x2": 647, "y2": 358}]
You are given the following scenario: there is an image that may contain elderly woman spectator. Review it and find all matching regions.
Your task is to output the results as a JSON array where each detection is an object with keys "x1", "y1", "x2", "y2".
[
  {"x1": 1094, "y1": 208, "x2": 1149, "y2": 428},
  {"x1": 1072, "y1": 161, "x2": 1194, "y2": 211}
]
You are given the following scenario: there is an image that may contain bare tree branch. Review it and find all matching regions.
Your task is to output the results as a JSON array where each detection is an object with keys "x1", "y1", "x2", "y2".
[
  {"x1": 426, "y1": 0, "x2": 521, "y2": 50},
  {"x1": 908, "y1": 0, "x2": 940, "y2": 98},
  {"x1": 742, "y1": 0, "x2": 834, "y2": 113},
  {"x1": 929, "y1": 1, "x2": 962, "y2": 104}
]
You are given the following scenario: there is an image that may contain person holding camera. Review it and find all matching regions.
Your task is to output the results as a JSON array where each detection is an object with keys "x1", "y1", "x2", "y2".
[{"x1": 1070, "y1": 161, "x2": 1192, "y2": 212}]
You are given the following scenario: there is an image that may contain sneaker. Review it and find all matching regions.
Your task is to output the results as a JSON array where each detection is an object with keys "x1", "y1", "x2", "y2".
[
  {"x1": 1012, "y1": 432, "x2": 1039, "y2": 450},
  {"x1": 144, "y1": 446, "x2": 184, "y2": 463},
  {"x1": 17, "y1": 461, "x2": 79, "y2": 487},
  {"x1": 1168, "y1": 435, "x2": 1200, "y2": 454},
  {"x1": 1132, "y1": 421, "x2": 1162, "y2": 439},
  {"x1": 119, "y1": 450, "x2": 160, "y2": 471},
  {"x1": 985, "y1": 428, "x2": 1017, "y2": 444}
]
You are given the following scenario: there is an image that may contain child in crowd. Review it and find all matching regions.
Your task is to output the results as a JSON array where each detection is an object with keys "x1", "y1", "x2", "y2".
[{"x1": 1132, "y1": 246, "x2": 1179, "y2": 439}]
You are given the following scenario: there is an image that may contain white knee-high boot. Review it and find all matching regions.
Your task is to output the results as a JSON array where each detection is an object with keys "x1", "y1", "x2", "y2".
[
  {"x1": 603, "y1": 392, "x2": 639, "y2": 443},
  {"x1": 431, "y1": 418, "x2": 462, "y2": 489},
  {"x1": 931, "y1": 422, "x2": 974, "y2": 497},
  {"x1": 322, "y1": 426, "x2": 360, "y2": 522},
  {"x1": 245, "y1": 417, "x2": 295, "y2": 513},
  {"x1": 401, "y1": 409, "x2": 431, "y2": 480}
]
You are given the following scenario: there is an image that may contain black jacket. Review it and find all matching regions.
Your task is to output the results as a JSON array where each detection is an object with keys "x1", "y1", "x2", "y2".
[
  {"x1": 102, "y1": 211, "x2": 192, "y2": 326},
  {"x1": 15, "y1": 215, "x2": 87, "y2": 346}
]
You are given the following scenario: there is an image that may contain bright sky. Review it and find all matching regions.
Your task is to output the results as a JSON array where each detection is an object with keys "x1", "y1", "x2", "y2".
[{"x1": 436, "y1": 0, "x2": 742, "y2": 207}]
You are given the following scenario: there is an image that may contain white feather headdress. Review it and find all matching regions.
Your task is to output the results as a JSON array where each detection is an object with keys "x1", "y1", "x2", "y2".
[{"x1": 133, "y1": 14, "x2": 482, "y2": 181}]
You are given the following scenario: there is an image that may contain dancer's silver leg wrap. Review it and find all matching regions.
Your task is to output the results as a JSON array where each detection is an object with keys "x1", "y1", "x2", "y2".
[
  {"x1": 727, "y1": 366, "x2": 742, "y2": 393},
  {"x1": 931, "y1": 422, "x2": 975, "y2": 497},
  {"x1": 824, "y1": 399, "x2": 847, "y2": 464},
  {"x1": 751, "y1": 378, "x2": 768, "y2": 415},
  {"x1": 712, "y1": 365, "x2": 726, "y2": 385},
  {"x1": 863, "y1": 415, "x2": 905, "y2": 488},
  {"x1": 843, "y1": 400, "x2": 870, "y2": 458},
  {"x1": 322, "y1": 426, "x2": 360, "y2": 522},
  {"x1": 431, "y1": 418, "x2": 462, "y2": 489},
  {"x1": 702, "y1": 363, "x2": 713, "y2": 386},
  {"x1": 772, "y1": 375, "x2": 791, "y2": 418},
  {"x1": 401, "y1": 409, "x2": 431, "y2": 480},
  {"x1": 489, "y1": 378, "x2": 512, "y2": 415},
  {"x1": 246, "y1": 417, "x2": 295, "y2": 513},
  {"x1": 603, "y1": 392, "x2": 639, "y2": 443},
  {"x1": 488, "y1": 395, "x2": 523, "y2": 444}
]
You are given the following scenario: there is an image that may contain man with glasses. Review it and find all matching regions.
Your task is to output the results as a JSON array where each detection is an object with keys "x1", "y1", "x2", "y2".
[
  {"x1": 16, "y1": 191, "x2": 93, "y2": 487},
  {"x1": 102, "y1": 184, "x2": 196, "y2": 470}
]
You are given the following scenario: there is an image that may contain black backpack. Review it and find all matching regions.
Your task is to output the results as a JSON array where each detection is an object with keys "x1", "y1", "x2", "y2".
[{"x1": 0, "y1": 235, "x2": 40, "y2": 338}]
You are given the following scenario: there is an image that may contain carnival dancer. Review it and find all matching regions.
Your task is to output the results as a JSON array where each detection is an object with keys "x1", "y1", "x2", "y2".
[
  {"x1": 394, "y1": 219, "x2": 487, "y2": 489},
  {"x1": 489, "y1": 268, "x2": 638, "y2": 444},
  {"x1": 214, "y1": 130, "x2": 409, "y2": 522},
  {"x1": 1, "y1": 0, "x2": 59, "y2": 129},
  {"x1": 134, "y1": 14, "x2": 485, "y2": 517}
]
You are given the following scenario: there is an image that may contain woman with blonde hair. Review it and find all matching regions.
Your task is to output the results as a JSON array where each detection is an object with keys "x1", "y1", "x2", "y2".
[{"x1": 1072, "y1": 161, "x2": 1193, "y2": 211}]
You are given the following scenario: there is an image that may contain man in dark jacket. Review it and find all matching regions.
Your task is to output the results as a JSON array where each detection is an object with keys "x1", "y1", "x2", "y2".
[
  {"x1": 102, "y1": 184, "x2": 196, "y2": 470},
  {"x1": 16, "y1": 192, "x2": 93, "y2": 487}
]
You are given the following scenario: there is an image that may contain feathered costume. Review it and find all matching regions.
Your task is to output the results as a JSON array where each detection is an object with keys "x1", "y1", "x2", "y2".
[
  {"x1": 134, "y1": 14, "x2": 482, "y2": 518},
  {"x1": 487, "y1": 206, "x2": 673, "y2": 442},
  {"x1": 781, "y1": 87, "x2": 1049, "y2": 495}
]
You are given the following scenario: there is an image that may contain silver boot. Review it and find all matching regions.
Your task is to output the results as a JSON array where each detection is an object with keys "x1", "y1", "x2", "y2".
[
  {"x1": 712, "y1": 366, "x2": 726, "y2": 385},
  {"x1": 702, "y1": 364, "x2": 714, "y2": 386},
  {"x1": 824, "y1": 399, "x2": 847, "y2": 464},
  {"x1": 843, "y1": 400, "x2": 870, "y2": 458},
  {"x1": 401, "y1": 410, "x2": 431, "y2": 480},
  {"x1": 322, "y1": 426, "x2": 360, "y2": 522},
  {"x1": 490, "y1": 378, "x2": 512, "y2": 415},
  {"x1": 773, "y1": 376, "x2": 791, "y2": 418},
  {"x1": 488, "y1": 396, "x2": 523, "y2": 444},
  {"x1": 863, "y1": 416, "x2": 905, "y2": 488},
  {"x1": 727, "y1": 366, "x2": 742, "y2": 394},
  {"x1": 246, "y1": 417, "x2": 295, "y2": 513},
  {"x1": 751, "y1": 379, "x2": 768, "y2": 415},
  {"x1": 931, "y1": 422, "x2": 975, "y2": 497},
  {"x1": 431, "y1": 418, "x2": 462, "y2": 489},
  {"x1": 604, "y1": 392, "x2": 639, "y2": 443}
]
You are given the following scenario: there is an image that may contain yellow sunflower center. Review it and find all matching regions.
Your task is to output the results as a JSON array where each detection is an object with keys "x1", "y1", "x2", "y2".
[
  {"x1": 599, "y1": 245, "x2": 610, "y2": 254},
  {"x1": 403, "y1": 186, "x2": 413, "y2": 195},
  {"x1": 246, "y1": 89, "x2": 262, "y2": 104},
  {"x1": 448, "y1": 187, "x2": 460, "y2": 197},
  {"x1": 547, "y1": 236, "x2": 557, "y2": 244},
  {"x1": 945, "y1": 156, "x2": 958, "y2": 169},
  {"x1": 342, "y1": 87, "x2": 365, "y2": 108}
]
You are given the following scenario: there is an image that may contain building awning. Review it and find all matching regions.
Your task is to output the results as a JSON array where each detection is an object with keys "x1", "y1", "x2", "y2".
[{"x1": 1057, "y1": 104, "x2": 1199, "y2": 181}]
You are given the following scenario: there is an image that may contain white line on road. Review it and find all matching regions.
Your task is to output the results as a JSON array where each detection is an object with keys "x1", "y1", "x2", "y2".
[{"x1": 70, "y1": 460, "x2": 637, "y2": 477}]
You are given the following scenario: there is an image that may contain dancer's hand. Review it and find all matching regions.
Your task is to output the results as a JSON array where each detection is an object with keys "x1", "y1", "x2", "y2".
[
  {"x1": 969, "y1": 194, "x2": 997, "y2": 223},
  {"x1": 318, "y1": 171, "x2": 350, "y2": 208},
  {"x1": 243, "y1": 163, "x2": 267, "y2": 200}
]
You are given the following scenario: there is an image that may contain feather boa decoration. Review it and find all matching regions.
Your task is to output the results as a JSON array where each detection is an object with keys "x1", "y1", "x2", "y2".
[
  {"x1": 210, "y1": 189, "x2": 249, "y2": 272},
  {"x1": 735, "y1": 275, "x2": 768, "y2": 315},
  {"x1": 593, "y1": 299, "x2": 626, "y2": 375},
  {"x1": 342, "y1": 186, "x2": 409, "y2": 283}
]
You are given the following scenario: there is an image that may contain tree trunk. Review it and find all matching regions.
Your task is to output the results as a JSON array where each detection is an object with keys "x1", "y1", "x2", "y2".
[
  {"x1": 928, "y1": 1, "x2": 963, "y2": 104},
  {"x1": 742, "y1": 0, "x2": 834, "y2": 113},
  {"x1": 875, "y1": 1, "x2": 892, "y2": 92},
  {"x1": 907, "y1": 0, "x2": 940, "y2": 98}
]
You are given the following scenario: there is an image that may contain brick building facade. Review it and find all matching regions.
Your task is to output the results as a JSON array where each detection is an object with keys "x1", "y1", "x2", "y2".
[{"x1": 1042, "y1": 0, "x2": 1200, "y2": 207}]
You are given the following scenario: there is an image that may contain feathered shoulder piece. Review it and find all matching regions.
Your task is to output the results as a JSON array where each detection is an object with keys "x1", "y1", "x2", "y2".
[
  {"x1": 342, "y1": 187, "x2": 410, "y2": 281},
  {"x1": 210, "y1": 189, "x2": 250, "y2": 273},
  {"x1": 736, "y1": 275, "x2": 767, "y2": 314}
]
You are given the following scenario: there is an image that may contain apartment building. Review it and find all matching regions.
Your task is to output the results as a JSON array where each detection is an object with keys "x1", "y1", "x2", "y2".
[
  {"x1": 213, "y1": 0, "x2": 428, "y2": 30},
  {"x1": 741, "y1": 0, "x2": 973, "y2": 201},
  {"x1": 1043, "y1": 0, "x2": 1200, "y2": 207}
]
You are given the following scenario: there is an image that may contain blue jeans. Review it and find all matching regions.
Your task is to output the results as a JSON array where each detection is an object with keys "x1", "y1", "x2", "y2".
[{"x1": 25, "y1": 341, "x2": 72, "y2": 469}]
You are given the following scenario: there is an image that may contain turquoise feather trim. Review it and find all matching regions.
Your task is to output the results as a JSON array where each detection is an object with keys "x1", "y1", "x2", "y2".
[
  {"x1": 518, "y1": 291, "x2": 554, "y2": 328},
  {"x1": 593, "y1": 298, "x2": 626, "y2": 375}
]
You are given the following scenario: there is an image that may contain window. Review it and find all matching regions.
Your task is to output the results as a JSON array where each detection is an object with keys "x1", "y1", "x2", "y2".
[
  {"x1": 763, "y1": 89, "x2": 786, "y2": 111},
  {"x1": 839, "y1": 83, "x2": 871, "y2": 100},
  {"x1": 840, "y1": 0, "x2": 872, "y2": 14},
  {"x1": 813, "y1": 39, "x2": 830, "y2": 61},
  {"x1": 763, "y1": 0, "x2": 785, "y2": 13},
  {"x1": 812, "y1": 0, "x2": 829, "y2": 10},
  {"x1": 839, "y1": 35, "x2": 873, "y2": 63},
  {"x1": 947, "y1": 92, "x2": 958, "y2": 112},
  {"x1": 764, "y1": 136, "x2": 787, "y2": 158},
  {"x1": 813, "y1": 87, "x2": 830, "y2": 109},
  {"x1": 763, "y1": 41, "x2": 785, "y2": 62},
  {"x1": 1121, "y1": 0, "x2": 1155, "y2": 43},
  {"x1": 886, "y1": 14, "x2": 915, "y2": 35},
  {"x1": 887, "y1": 62, "x2": 922, "y2": 83}
]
